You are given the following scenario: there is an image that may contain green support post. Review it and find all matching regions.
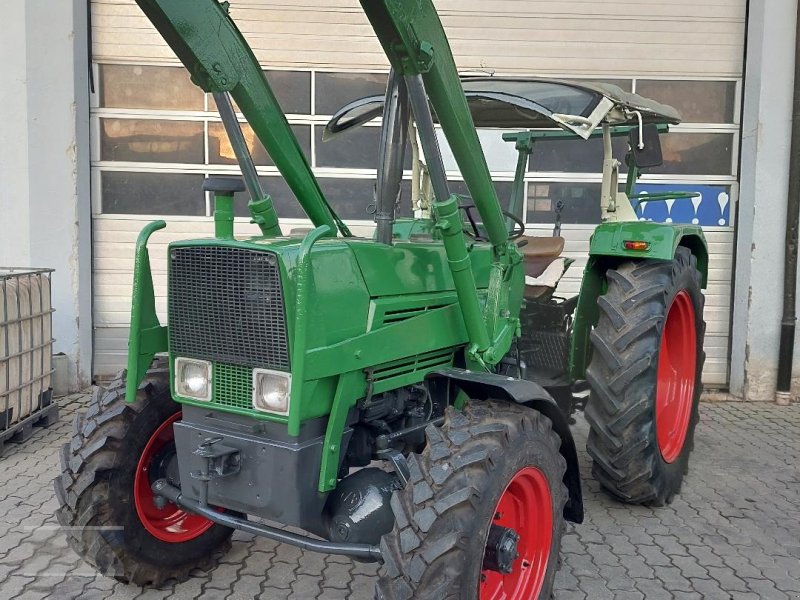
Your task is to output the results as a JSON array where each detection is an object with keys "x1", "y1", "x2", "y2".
[
  {"x1": 507, "y1": 137, "x2": 534, "y2": 227},
  {"x1": 214, "y1": 194, "x2": 235, "y2": 239},
  {"x1": 318, "y1": 371, "x2": 363, "y2": 492}
]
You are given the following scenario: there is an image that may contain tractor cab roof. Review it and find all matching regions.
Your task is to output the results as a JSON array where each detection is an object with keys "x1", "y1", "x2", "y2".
[{"x1": 324, "y1": 76, "x2": 681, "y2": 141}]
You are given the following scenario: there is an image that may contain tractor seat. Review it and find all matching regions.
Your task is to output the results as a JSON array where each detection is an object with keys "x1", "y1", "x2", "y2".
[{"x1": 519, "y1": 236, "x2": 565, "y2": 278}]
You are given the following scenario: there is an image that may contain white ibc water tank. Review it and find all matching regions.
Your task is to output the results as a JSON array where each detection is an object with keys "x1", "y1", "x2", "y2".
[{"x1": 0, "y1": 269, "x2": 54, "y2": 428}]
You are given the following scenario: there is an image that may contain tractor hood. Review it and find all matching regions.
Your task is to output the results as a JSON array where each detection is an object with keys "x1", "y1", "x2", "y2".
[{"x1": 324, "y1": 76, "x2": 681, "y2": 140}]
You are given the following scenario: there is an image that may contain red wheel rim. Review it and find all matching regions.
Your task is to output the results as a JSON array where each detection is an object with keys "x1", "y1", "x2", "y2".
[
  {"x1": 480, "y1": 467, "x2": 553, "y2": 600},
  {"x1": 656, "y1": 290, "x2": 697, "y2": 463},
  {"x1": 134, "y1": 412, "x2": 215, "y2": 542}
]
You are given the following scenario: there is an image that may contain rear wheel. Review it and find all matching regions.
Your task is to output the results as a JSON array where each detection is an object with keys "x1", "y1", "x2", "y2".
[
  {"x1": 54, "y1": 361, "x2": 235, "y2": 586},
  {"x1": 375, "y1": 401, "x2": 567, "y2": 600},
  {"x1": 585, "y1": 247, "x2": 705, "y2": 505}
]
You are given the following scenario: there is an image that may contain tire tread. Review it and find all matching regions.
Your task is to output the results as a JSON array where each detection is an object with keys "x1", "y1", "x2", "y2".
[
  {"x1": 54, "y1": 360, "x2": 231, "y2": 587},
  {"x1": 585, "y1": 247, "x2": 705, "y2": 506},
  {"x1": 375, "y1": 401, "x2": 567, "y2": 599}
]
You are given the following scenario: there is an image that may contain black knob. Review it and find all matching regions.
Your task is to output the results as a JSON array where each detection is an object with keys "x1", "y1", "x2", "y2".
[{"x1": 203, "y1": 177, "x2": 246, "y2": 194}]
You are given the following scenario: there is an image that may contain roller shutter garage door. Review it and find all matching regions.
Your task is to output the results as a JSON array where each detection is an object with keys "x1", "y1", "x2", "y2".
[{"x1": 90, "y1": 0, "x2": 745, "y2": 387}]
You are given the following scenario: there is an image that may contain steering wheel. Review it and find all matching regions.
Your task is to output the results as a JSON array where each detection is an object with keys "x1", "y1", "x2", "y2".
[{"x1": 460, "y1": 203, "x2": 526, "y2": 241}]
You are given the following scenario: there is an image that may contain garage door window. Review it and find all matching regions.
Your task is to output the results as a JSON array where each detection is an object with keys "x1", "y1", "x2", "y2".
[{"x1": 92, "y1": 65, "x2": 739, "y2": 228}]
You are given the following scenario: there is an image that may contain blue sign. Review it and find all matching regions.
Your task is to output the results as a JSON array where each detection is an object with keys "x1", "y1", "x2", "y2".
[{"x1": 632, "y1": 184, "x2": 731, "y2": 227}]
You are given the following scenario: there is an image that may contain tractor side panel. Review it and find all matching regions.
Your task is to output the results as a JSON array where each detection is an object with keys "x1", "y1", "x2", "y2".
[{"x1": 347, "y1": 239, "x2": 494, "y2": 297}]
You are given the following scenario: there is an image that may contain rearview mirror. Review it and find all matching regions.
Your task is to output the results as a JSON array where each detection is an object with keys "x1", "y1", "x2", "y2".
[{"x1": 629, "y1": 124, "x2": 663, "y2": 168}]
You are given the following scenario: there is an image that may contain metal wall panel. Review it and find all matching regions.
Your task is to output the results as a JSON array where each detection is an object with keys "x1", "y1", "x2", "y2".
[
  {"x1": 89, "y1": 0, "x2": 743, "y2": 386},
  {"x1": 90, "y1": 0, "x2": 746, "y2": 77}
]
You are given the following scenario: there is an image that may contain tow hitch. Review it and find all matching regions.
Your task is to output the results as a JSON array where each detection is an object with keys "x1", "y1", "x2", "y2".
[{"x1": 190, "y1": 436, "x2": 241, "y2": 507}]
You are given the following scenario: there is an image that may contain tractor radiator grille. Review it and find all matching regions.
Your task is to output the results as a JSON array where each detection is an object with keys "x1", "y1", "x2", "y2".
[
  {"x1": 213, "y1": 363, "x2": 253, "y2": 411},
  {"x1": 169, "y1": 246, "x2": 290, "y2": 370}
]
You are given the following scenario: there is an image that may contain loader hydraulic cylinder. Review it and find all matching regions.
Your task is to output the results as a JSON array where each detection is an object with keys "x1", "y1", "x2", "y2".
[
  {"x1": 375, "y1": 70, "x2": 410, "y2": 245},
  {"x1": 406, "y1": 74, "x2": 491, "y2": 356},
  {"x1": 133, "y1": 0, "x2": 349, "y2": 237},
  {"x1": 214, "y1": 92, "x2": 280, "y2": 237},
  {"x1": 405, "y1": 75, "x2": 449, "y2": 201},
  {"x1": 434, "y1": 195, "x2": 492, "y2": 356}
]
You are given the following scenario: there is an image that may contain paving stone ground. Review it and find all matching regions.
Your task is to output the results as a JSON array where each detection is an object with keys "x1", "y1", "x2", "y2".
[{"x1": 0, "y1": 391, "x2": 798, "y2": 600}]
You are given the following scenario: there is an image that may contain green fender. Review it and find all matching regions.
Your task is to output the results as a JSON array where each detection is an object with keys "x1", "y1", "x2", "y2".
[
  {"x1": 568, "y1": 222, "x2": 708, "y2": 381},
  {"x1": 126, "y1": 221, "x2": 169, "y2": 402}
]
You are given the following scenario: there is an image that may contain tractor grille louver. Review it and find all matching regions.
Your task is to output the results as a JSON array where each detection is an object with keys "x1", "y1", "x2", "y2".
[
  {"x1": 169, "y1": 246, "x2": 290, "y2": 370},
  {"x1": 380, "y1": 303, "x2": 454, "y2": 325},
  {"x1": 371, "y1": 347, "x2": 455, "y2": 382}
]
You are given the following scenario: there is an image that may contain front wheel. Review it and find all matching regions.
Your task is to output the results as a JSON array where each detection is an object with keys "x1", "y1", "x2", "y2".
[
  {"x1": 375, "y1": 401, "x2": 567, "y2": 600},
  {"x1": 54, "y1": 362, "x2": 235, "y2": 586},
  {"x1": 585, "y1": 247, "x2": 705, "y2": 506}
]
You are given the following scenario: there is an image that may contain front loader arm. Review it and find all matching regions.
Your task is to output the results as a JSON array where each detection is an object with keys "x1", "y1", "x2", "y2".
[
  {"x1": 360, "y1": 0, "x2": 522, "y2": 367},
  {"x1": 360, "y1": 0, "x2": 508, "y2": 249},
  {"x1": 134, "y1": 0, "x2": 348, "y2": 237}
]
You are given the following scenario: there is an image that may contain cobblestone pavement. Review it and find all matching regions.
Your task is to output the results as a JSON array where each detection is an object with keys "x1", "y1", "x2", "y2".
[{"x1": 0, "y1": 391, "x2": 798, "y2": 600}]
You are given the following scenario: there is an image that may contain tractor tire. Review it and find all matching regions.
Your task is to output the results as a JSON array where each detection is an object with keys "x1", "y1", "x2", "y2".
[
  {"x1": 375, "y1": 401, "x2": 567, "y2": 600},
  {"x1": 54, "y1": 360, "x2": 235, "y2": 587},
  {"x1": 585, "y1": 246, "x2": 705, "y2": 506}
]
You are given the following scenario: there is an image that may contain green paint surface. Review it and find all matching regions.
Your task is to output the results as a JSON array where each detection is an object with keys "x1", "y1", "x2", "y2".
[
  {"x1": 589, "y1": 222, "x2": 708, "y2": 286},
  {"x1": 122, "y1": 0, "x2": 585, "y2": 498}
]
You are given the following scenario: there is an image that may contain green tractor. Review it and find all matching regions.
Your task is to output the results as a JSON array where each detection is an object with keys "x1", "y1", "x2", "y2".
[{"x1": 55, "y1": 1, "x2": 706, "y2": 598}]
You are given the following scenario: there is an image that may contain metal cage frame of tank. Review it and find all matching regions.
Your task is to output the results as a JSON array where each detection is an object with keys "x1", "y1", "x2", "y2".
[{"x1": 0, "y1": 267, "x2": 58, "y2": 455}]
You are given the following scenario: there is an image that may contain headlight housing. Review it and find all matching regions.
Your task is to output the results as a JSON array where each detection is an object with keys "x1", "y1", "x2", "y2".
[
  {"x1": 175, "y1": 357, "x2": 212, "y2": 401},
  {"x1": 252, "y1": 369, "x2": 291, "y2": 415}
]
